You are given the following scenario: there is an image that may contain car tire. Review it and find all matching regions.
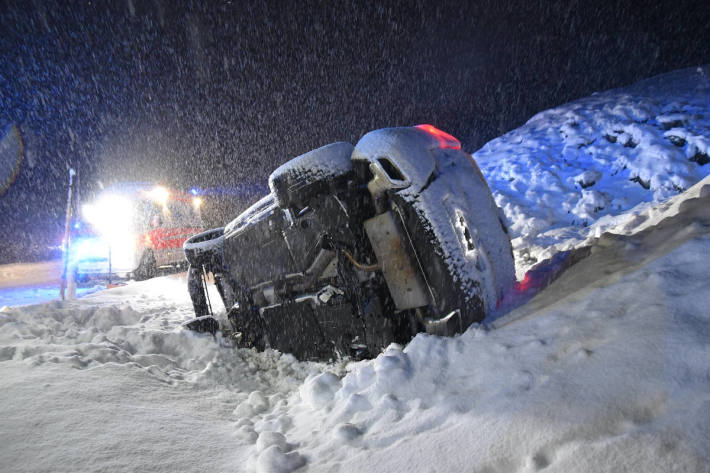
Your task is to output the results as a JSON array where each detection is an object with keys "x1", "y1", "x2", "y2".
[
  {"x1": 183, "y1": 227, "x2": 224, "y2": 268},
  {"x1": 133, "y1": 249, "x2": 157, "y2": 281},
  {"x1": 268, "y1": 142, "x2": 354, "y2": 209}
]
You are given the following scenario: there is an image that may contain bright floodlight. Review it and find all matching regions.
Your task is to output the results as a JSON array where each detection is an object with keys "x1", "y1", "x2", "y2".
[
  {"x1": 149, "y1": 185, "x2": 170, "y2": 206},
  {"x1": 192, "y1": 197, "x2": 202, "y2": 209},
  {"x1": 82, "y1": 203, "x2": 98, "y2": 223},
  {"x1": 82, "y1": 194, "x2": 134, "y2": 239}
]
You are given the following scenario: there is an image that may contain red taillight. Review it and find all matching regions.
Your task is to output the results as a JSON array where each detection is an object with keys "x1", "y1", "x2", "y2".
[
  {"x1": 516, "y1": 273, "x2": 533, "y2": 292},
  {"x1": 414, "y1": 124, "x2": 462, "y2": 150}
]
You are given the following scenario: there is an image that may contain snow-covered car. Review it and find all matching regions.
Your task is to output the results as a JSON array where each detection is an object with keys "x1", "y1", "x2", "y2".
[
  {"x1": 70, "y1": 184, "x2": 204, "y2": 280},
  {"x1": 183, "y1": 125, "x2": 515, "y2": 359}
]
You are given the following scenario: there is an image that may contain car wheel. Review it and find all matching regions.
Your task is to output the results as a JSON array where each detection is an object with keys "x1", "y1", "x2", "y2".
[
  {"x1": 268, "y1": 142, "x2": 354, "y2": 209},
  {"x1": 134, "y1": 249, "x2": 157, "y2": 281},
  {"x1": 183, "y1": 227, "x2": 224, "y2": 268}
]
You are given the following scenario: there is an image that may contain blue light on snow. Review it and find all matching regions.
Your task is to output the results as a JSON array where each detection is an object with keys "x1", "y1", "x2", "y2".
[{"x1": 69, "y1": 237, "x2": 108, "y2": 266}]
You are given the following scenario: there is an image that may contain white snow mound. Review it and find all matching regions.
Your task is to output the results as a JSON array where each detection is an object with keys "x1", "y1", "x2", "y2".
[{"x1": 474, "y1": 66, "x2": 710, "y2": 276}]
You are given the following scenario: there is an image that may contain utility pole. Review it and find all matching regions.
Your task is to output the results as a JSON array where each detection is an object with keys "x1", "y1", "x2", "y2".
[{"x1": 60, "y1": 168, "x2": 76, "y2": 300}]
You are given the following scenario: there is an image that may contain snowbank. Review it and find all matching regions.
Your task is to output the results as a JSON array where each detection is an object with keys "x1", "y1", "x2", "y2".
[
  {"x1": 474, "y1": 66, "x2": 710, "y2": 276},
  {"x1": 0, "y1": 274, "x2": 324, "y2": 472}
]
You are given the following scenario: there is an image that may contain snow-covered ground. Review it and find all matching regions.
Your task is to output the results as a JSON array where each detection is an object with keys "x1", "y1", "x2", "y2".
[
  {"x1": 475, "y1": 66, "x2": 710, "y2": 277},
  {"x1": 1, "y1": 67, "x2": 709, "y2": 472},
  {"x1": 0, "y1": 260, "x2": 62, "y2": 289},
  {"x1": 0, "y1": 260, "x2": 103, "y2": 308}
]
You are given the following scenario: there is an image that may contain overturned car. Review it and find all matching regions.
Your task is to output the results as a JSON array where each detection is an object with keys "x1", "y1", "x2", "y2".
[{"x1": 184, "y1": 125, "x2": 515, "y2": 360}]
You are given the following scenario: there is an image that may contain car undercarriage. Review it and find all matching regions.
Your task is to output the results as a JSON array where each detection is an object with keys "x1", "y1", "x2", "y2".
[{"x1": 183, "y1": 125, "x2": 515, "y2": 360}]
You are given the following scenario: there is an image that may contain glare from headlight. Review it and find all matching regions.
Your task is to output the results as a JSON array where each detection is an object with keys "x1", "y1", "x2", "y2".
[
  {"x1": 74, "y1": 193, "x2": 138, "y2": 273},
  {"x1": 149, "y1": 185, "x2": 170, "y2": 206},
  {"x1": 82, "y1": 194, "x2": 134, "y2": 240}
]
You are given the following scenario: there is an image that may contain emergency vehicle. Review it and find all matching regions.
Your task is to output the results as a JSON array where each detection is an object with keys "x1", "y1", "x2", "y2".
[{"x1": 70, "y1": 183, "x2": 203, "y2": 280}]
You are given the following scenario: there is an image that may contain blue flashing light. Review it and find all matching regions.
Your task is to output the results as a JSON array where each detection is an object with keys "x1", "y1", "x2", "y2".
[
  {"x1": 69, "y1": 237, "x2": 108, "y2": 266},
  {"x1": 190, "y1": 188, "x2": 199, "y2": 196}
]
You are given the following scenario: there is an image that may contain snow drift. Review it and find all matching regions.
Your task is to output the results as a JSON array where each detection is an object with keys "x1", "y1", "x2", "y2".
[{"x1": 474, "y1": 66, "x2": 710, "y2": 276}]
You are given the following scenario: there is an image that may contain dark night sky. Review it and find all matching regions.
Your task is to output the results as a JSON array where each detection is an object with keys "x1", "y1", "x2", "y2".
[{"x1": 1, "y1": 0, "x2": 709, "y2": 263}]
